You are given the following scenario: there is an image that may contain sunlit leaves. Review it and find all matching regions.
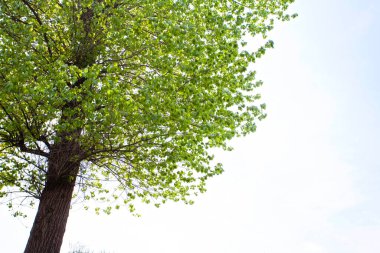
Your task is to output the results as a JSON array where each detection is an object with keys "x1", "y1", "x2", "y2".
[{"x1": 0, "y1": 0, "x2": 295, "y2": 214}]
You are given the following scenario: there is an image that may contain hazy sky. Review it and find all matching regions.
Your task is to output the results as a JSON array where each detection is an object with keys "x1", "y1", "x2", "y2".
[{"x1": 2, "y1": 0, "x2": 380, "y2": 252}]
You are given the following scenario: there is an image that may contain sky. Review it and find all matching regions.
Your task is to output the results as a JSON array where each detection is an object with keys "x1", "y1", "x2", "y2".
[{"x1": 1, "y1": 0, "x2": 380, "y2": 252}]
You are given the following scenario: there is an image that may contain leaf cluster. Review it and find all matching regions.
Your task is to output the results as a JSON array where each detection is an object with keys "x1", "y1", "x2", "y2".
[{"x1": 0, "y1": 0, "x2": 295, "y2": 214}]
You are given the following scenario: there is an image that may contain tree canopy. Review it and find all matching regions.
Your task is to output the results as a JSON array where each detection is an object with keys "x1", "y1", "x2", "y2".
[{"x1": 0, "y1": 0, "x2": 296, "y2": 215}]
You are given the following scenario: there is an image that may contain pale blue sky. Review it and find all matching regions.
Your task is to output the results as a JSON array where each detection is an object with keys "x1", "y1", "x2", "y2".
[{"x1": 1, "y1": 0, "x2": 380, "y2": 252}]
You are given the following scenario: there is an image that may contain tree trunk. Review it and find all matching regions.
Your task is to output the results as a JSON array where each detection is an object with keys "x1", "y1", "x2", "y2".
[{"x1": 24, "y1": 147, "x2": 80, "y2": 253}]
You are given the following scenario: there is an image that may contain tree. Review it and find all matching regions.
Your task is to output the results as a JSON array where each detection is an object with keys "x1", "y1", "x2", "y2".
[{"x1": 0, "y1": 0, "x2": 295, "y2": 252}]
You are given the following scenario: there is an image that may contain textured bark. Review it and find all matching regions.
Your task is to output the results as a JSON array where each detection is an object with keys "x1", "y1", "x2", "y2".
[
  {"x1": 24, "y1": 142, "x2": 80, "y2": 253},
  {"x1": 23, "y1": 4, "x2": 96, "y2": 251}
]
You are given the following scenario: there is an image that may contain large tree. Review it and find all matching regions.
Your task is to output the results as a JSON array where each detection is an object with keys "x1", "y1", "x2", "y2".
[{"x1": 0, "y1": 0, "x2": 295, "y2": 252}]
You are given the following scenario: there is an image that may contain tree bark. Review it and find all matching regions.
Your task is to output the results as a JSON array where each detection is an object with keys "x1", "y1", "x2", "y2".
[
  {"x1": 23, "y1": 5, "x2": 94, "y2": 250},
  {"x1": 24, "y1": 143, "x2": 80, "y2": 253}
]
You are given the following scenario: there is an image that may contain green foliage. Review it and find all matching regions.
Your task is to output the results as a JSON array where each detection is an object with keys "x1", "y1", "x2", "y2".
[{"x1": 0, "y1": 0, "x2": 295, "y2": 214}]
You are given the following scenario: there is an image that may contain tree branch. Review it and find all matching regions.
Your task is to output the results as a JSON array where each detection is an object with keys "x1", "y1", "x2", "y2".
[
  {"x1": 20, "y1": 0, "x2": 53, "y2": 58},
  {"x1": 18, "y1": 140, "x2": 49, "y2": 158}
]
